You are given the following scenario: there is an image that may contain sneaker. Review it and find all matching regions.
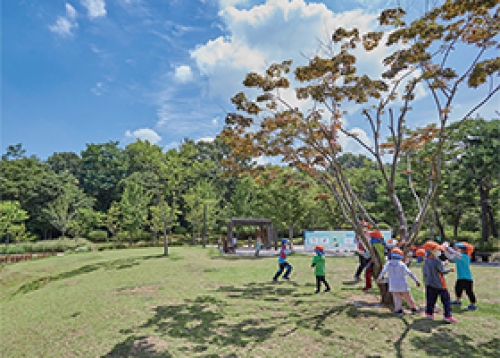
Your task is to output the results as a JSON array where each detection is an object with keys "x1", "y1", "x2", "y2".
[
  {"x1": 466, "y1": 305, "x2": 477, "y2": 311},
  {"x1": 272, "y1": 278, "x2": 278, "y2": 282},
  {"x1": 395, "y1": 310, "x2": 404, "y2": 317},
  {"x1": 283, "y1": 277, "x2": 290, "y2": 281},
  {"x1": 451, "y1": 300, "x2": 461, "y2": 306},
  {"x1": 444, "y1": 316, "x2": 458, "y2": 323},
  {"x1": 362, "y1": 287, "x2": 372, "y2": 292},
  {"x1": 314, "y1": 291, "x2": 320, "y2": 294},
  {"x1": 354, "y1": 276, "x2": 361, "y2": 281},
  {"x1": 324, "y1": 289, "x2": 331, "y2": 293},
  {"x1": 425, "y1": 313, "x2": 435, "y2": 319},
  {"x1": 411, "y1": 308, "x2": 420, "y2": 315}
]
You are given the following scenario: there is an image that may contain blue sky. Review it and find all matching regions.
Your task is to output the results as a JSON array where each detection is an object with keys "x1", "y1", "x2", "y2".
[{"x1": 3, "y1": 0, "x2": 498, "y2": 159}]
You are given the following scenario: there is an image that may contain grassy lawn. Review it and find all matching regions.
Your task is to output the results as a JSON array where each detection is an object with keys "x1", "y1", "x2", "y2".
[{"x1": 1, "y1": 247, "x2": 499, "y2": 357}]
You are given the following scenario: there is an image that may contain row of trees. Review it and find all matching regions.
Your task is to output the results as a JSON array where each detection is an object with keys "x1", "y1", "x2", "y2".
[{"x1": 1, "y1": 117, "x2": 498, "y2": 251}]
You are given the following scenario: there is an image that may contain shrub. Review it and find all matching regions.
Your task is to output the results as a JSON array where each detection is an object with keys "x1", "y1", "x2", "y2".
[
  {"x1": 6, "y1": 245, "x2": 25, "y2": 254},
  {"x1": 87, "y1": 230, "x2": 109, "y2": 242},
  {"x1": 75, "y1": 246, "x2": 90, "y2": 252},
  {"x1": 173, "y1": 227, "x2": 188, "y2": 235},
  {"x1": 377, "y1": 222, "x2": 391, "y2": 230}
]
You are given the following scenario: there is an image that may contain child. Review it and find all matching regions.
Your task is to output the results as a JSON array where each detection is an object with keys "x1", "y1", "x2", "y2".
[
  {"x1": 362, "y1": 230, "x2": 386, "y2": 291},
  {"x1": 311, "y1": 245, "x2": 331, "y2": 294},
  {"x1": 254, "y1": 237, "x2": 263, "y2": 257},
  {"x1": 353, "y1": 236, "x2": 368, "y2": 281},
  {"x1": 445, "y1": 242, "x2": 477, "y2": 311},
  {"x1": 422, "y1": 241, "x2": 458, "y2": 323},
  {"x1": 272, "y1": 239, "x2": 294, "y2": 281},
  {"x1": 377, "y1": 248, "x2": 420, "y2": 316}
]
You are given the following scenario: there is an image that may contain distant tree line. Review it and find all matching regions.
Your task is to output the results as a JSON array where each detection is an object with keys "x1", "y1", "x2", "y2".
[{"x1": 0, "y1": 119, "x2": 498, "y2": 249}]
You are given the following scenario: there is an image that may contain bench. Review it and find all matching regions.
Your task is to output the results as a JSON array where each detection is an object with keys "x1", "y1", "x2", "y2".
[{"x1": 472, "y1": 251, "x2": 493, "y2": 262}]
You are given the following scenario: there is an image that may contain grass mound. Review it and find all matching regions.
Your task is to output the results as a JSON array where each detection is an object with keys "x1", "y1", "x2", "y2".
[{"x1": 1, "y1": 248, "x2": 499, "y2": 357}]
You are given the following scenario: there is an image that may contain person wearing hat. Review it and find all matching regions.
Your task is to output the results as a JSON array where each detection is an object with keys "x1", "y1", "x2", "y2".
[
  {"x1": 422, "y1": 241, "x2": 458, "y2": 323},
  {"x1": 311, "y1": 245, "x2": 331, "y2": 294},
  {"x1": 377, "y1": 248, "x2": 421, "y2": 316},
  {"x1": 272, "y1": 239, "x2": 294, "y2": 282},
  {"x1": 444, "y1": 242, "x2": 477, "y2": 311},
  {"x1": 362, "y1": 230, "x2": 387, "y2": 291}
]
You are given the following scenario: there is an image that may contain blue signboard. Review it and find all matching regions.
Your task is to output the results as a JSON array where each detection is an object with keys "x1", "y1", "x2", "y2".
[{"x1": 304, "y1": 230, "x2": 392, "y2": 252}]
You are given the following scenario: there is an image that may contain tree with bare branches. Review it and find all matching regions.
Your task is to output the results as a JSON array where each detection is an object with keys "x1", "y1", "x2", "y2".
[{"x1": 219, "y1": 1, "x2": 499, "y2": 288}]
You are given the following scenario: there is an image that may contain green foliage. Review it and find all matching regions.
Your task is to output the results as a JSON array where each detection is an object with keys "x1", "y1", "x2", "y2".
[
  {"x1": 120, "y1": 180, "x2": 152, "y2": 245},
  {"x1": 0, "y1": 238, "x2": 95, "y2": 254},
  {"x1": 173, "y1": 226, "x2": 188, "y2": 235},
  {"x1": 79, "y1": 141, "x2": 130, "y2": 212},
  {"x1": 44, "y1": 177, "x2": 94, "y2": 238},
  {"x1": 0, "y1": 201, "x2": 29, "y2": 242},
  {"x1": 87, "y1": 230, "x2": 109, "y2": 242}
]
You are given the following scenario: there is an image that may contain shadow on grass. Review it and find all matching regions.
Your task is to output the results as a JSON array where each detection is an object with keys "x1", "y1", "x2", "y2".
[
  {"x1": 215, "y1": 281, "x2": 300, "y2": 300},
  {"x1": 410, "y1": 331, "x2": 499, "y2": 358},
  {"x1": 103, "y1": 295, "x2": 277, "y2": 356},
  {"x1": 102, "y1": 335, "x2": 173, "y2": 357},
  {"x1": 11, "y1": 254, "x2": 166, "y2": 298},
  {"x1": 209, "y1": 255, "x2": 274, "y2": 261}
]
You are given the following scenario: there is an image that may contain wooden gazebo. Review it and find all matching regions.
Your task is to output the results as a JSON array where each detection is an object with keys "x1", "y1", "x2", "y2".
[{"x1": 227, "y1": 217, "x2": 274, "y2": 250}]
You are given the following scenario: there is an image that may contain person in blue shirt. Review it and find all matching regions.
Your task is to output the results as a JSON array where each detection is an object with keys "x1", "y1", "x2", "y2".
[
  {"x1": 272, "y1": 239, "x2": 294, "y2": 281},
  {"x1": 445, "y1": 242, "x2": 477, "y2": 311}
]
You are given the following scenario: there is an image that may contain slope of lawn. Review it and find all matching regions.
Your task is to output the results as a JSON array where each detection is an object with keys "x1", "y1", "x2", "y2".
[{"x1": 1, "y1": 247, "x2": 499, "y2": 357}]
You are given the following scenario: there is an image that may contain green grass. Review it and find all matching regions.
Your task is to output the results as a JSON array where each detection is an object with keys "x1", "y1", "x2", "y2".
[{"x1": 1, "y1": 248, "x2": 499, "y2": 357}]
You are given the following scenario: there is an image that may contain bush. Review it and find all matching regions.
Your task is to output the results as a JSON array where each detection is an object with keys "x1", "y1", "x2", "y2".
[
  {"x1": 97, "y1": 242, "x2": 127, "y2": 251},
  {"x1": 75, "y1": 246, "x2": 90, "y2": 252},
  {"x1": 377, "y1": 222, "x2": 391, "y2": 230},
  {"x1": 87, "y1": 230, "x2": 109, "y2": 242},
  {"x1": 6, "y1": 245, "x2": 26, "y2": 254},
  {"x1": 173, "y1": 227, "x2": 188, "y2": 235}
]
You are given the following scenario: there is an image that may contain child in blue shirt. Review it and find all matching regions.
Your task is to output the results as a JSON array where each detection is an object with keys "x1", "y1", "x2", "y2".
[
  {"x1": 445, "y1": 242, "x2": 477, "y2": 311},
  {"x1": 272, "y1": 239, "x2": 294, "y2": 281}
]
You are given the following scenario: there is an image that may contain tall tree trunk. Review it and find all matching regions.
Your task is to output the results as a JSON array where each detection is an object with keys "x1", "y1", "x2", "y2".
[
  {"x1": 479, "y1": 186, "x2": 490, "y2": 243},
  {"x1": 486, "y1": 202, "x2": 498, "y2": 238},
  {"x1": 288, "y1": 224, "x2": 293, "y2": 244},
  {"x1": 434, "y1": 206, "x2": 445, "y2": 241},
  {"x1": 453, "y1": 213, "x2": 461, "y2": 238}
]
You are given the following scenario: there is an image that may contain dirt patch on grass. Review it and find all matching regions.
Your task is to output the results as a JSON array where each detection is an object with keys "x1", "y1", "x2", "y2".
[
  {"x1": 115, "y1": 285, "x2": 160, "y2": 294},
  {"x1": 66, "y1": 280, "x2": 79, "y2": 286},
  {"x1": 347, "y1": 294, "x2": 392, "y2": 311}
]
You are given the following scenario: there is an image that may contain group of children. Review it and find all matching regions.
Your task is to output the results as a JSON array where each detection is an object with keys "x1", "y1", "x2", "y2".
[{"x1": 272, "y1": 233, "x2": 477, "y2": 323}]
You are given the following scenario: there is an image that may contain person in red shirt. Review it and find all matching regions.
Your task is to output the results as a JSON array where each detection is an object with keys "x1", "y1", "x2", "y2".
[{"x1": 354, "y1": 236, "x2": 368, "y2": 281}]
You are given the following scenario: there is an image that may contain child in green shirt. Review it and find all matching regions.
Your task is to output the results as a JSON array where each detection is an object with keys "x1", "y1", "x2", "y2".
[{"x1": 311, "y1": 245, "x2": 331, "y2": 294}]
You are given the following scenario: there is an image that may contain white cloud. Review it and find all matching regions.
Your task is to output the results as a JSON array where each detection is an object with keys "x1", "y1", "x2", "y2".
[
  {"x1": 191, "y1": 0, "x2": 384, "y2": 104},
  {"x1": 81, "y1": 0, "x2": 107, "y2": 19},
  {"x1": 163, "y1": 141, "x2": 181, "y2": 151},
  {"x1": 125, "y1": 128, "x2": 162, "y2": 144},
  {"x1": 188, "y1": 0, "x2": 431, "y2": 160},
  {"x1": 339, "y1": 127, "x2": 373, "y2": 155},
  {"x1": 174, "y1": 65, "x2": 194, "y2": 83},
  {"x1": 49, "y1": 3, "x2": 78, "y2": 38}
]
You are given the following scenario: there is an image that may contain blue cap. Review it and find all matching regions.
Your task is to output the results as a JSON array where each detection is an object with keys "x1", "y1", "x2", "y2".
[
  {"x1": 454, "y1": 243, "x2": 466, "y2": 249},
  {"x1": 281, "y1": 239, "x2": 288, "y2": 246}
]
